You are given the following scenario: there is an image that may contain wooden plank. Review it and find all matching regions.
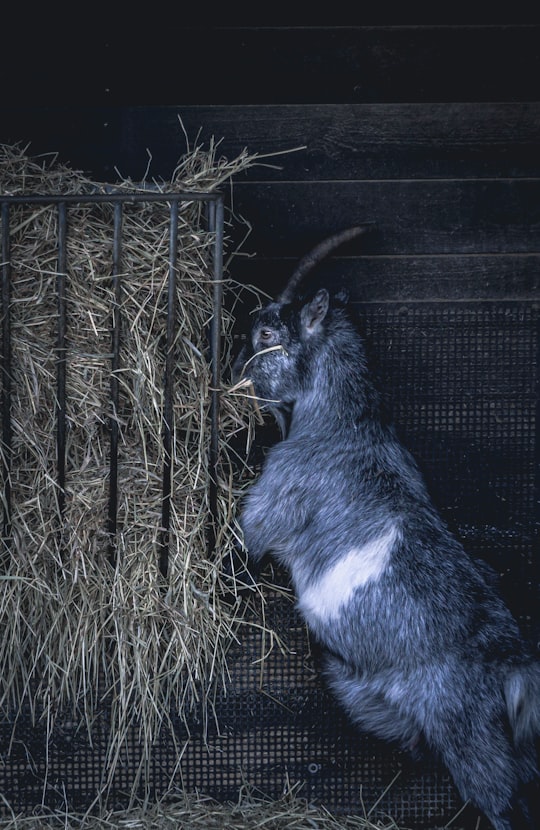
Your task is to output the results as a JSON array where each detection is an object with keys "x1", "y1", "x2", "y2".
[
  {"x1": 229, "y1": 254, "x2": 540, "y2": 301},
  {"x1": 226, "y1": 180, "x2": 540, "y2": 257},
  {"x1": 120, "y1": 103, "x2": 540, "y2": 181},
  {"x1": 3, "y1": 26, "x2": 539, "y2": 106},
  {"x1": 87, "y1": 25, "x2": 540, "y2": 105},
  {"x1": 3, "y1": 102, "x2": 540, "y2": 182}
]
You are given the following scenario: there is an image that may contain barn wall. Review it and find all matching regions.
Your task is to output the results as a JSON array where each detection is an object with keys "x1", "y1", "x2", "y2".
[
  {"x1": 2, "y1": 22, "x2": 539, "y2": 830},
  {"x1": 3, "y1": 24, "x2": 539, "y2": 305}
]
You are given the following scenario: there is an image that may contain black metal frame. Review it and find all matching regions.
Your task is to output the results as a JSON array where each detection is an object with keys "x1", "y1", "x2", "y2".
[{"x1": 0, "y1": 190, "x2": 224, "y2": 574}]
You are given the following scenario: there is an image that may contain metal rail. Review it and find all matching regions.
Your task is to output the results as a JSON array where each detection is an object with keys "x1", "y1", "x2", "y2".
[{"x1": 0, "y1": 190, "x2": 225, "y2": 574}]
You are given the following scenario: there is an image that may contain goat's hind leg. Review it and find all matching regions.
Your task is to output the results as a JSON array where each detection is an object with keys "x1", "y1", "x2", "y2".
[
  {"x1": 325, "y1": 653, "x2": 537, "y2": 829},
  {"x1": 427, "y1": 708, "x2": 535, "y2": 830},
  {"x1": 322, "y1": 653, "x2": 422, "y2": 755}
]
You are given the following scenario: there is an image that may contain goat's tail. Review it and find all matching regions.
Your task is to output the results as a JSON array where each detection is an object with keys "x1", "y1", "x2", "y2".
[{"x1": 505, "y1": 662, "x2": 540, "y2": 747}]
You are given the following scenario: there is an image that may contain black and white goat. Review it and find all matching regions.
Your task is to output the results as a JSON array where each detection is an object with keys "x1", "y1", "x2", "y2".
[{"x1": 232, "y1": 227, "x2": 540, "y2": 830}]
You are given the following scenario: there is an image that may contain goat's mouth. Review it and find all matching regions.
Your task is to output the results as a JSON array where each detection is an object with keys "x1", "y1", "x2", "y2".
[
  {"x1": 227, "y1": 376, "x2": 280, "y2": 404},
  {"x1": 228, "y1": 376, "x2": 255, "y2": 393},
  {"x1": 232, "y1": 344, "x2": 288, "y2": 385},
  {"x1": 226, "y1": 377, "x2": 282, "y2": 425},
  {"x1": 228, "y1": 344, "x2": 288, "y2": 415}
]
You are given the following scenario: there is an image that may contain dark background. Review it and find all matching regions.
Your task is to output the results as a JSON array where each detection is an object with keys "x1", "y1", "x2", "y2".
[
  {"x1": 1, "y1": 19, "x2": 539, "y2": 830},
  {"x1": 2, "y1": 20, "x2": 539, "y2": 303}
]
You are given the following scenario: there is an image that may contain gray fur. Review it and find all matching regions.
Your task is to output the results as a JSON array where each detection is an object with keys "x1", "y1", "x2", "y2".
[{"x1": 233, "y1": 281, "x2": 540, "y2": 830}]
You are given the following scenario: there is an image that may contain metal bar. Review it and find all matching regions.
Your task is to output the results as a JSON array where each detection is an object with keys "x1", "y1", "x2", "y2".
[
  {"x1": 1, "y1": 191, "x2": 226, "y2": 574},
  {"x1": 1, "y1": 203, "x2": 12, "y2": 544},
  {"x1": 56, "y1": 202, "x2": 67, "y2": 519},
  {"x1": 0, "y1": 192, "x2": 219, "y2": 206},
  {"x1": 207, "y1": 197, "x2": 225, "y2": 552},
  {"x1": 160, "y1": 200, "x2": 180, "y2": 578},
  {"x1": 108, "y1": 202, "x2": 123, "y2": 564},
  {"x1": 535, "y1": 309, "x2": 540, "y2": 528}
]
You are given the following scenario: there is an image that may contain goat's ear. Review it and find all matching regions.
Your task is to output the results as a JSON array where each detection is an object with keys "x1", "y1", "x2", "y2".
[{"x1": 300, "y1": 288, "x2": 329, "y2": 334}]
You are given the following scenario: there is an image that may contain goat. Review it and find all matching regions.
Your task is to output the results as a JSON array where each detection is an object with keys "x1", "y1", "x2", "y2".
[{"x1": 232, "y1": 228, "x2": 540, "y2": 830}]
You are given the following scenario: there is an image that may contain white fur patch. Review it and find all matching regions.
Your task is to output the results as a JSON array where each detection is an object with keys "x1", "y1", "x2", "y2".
[{"x1": 298, "y1": 524, "x2": 399, "y2": 621}]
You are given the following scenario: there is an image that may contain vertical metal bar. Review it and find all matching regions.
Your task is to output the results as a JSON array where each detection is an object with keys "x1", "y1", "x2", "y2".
[
  {"x1": 160, "y1": 199, "x2": 179, "y2": 578},
  {"x1": 1, "y1": 203, "x2": 12, "y2": 546},
  {"x1": 108, "y1": 202, "x2": 123, "y2": 564},
  {"x1": 207, "y1": 197, "x2": 224, "y2": 553},
  {"x1": 535, "y1": 308, "x2": 540, "y2": 529},
  {"x1": 56, "y1": 202, "x2": 67, "y2": 519}
]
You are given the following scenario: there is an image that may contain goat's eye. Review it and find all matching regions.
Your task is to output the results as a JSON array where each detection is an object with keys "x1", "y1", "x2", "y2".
[{"x1": 259, "y1": 328, "x2": 273, "y2": 342}]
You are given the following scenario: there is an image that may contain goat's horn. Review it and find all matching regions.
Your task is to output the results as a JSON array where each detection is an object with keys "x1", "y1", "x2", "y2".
[{"x1": 278, "y1": 224, "x2": 373, "y2": 303}]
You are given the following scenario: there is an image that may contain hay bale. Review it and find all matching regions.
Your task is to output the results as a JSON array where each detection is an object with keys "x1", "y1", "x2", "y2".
[{"x1": 0, "y1": 142, "x2": 265, "y2": 794}]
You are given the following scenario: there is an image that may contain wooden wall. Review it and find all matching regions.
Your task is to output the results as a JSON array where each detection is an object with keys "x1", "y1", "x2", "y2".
[{"x1": 2, "y1": 23, "x2": 539, "y2": 304}]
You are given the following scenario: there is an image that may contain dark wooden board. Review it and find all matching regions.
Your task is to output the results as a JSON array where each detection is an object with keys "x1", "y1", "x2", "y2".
[
  {"x1": 3, "y1": 102, "x2": 540, "y2": 182},
  {"x1": 225, "y1": 180, "x2": 540, "y2": 257},
  {"x1": 229, "y1": 254, "x2": 540, "y2": 301},
  {"x1": 3, "y1": 26, "x2": 539, "y2": 105},
  {"x1": 121, "y1": 25, "x2": 540, "y2": 105},
  {"x1": 122, "y1": 103, "x2": 540, "y2": 181}
]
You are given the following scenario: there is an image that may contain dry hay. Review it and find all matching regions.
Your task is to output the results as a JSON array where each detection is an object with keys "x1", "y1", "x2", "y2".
[
  {"x1": 0, "y1": 787, "x2": 406, "y2": 830},
  {"x1": 0, "y1": 142, "x2": 269, "y2": 794}
]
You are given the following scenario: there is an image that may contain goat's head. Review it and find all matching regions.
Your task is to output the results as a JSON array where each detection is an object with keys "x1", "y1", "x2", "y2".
[{"x1": 232, "y1": 226, "x2": 371, "y2": 434}]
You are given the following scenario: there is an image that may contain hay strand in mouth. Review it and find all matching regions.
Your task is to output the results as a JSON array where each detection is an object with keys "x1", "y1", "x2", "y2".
[
  {"x1": 227, "y1": 345, "x2": 289, "y2": 425},
  {"x1": 233, "y1": 344, "x2": 289, "y2": 385}
]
